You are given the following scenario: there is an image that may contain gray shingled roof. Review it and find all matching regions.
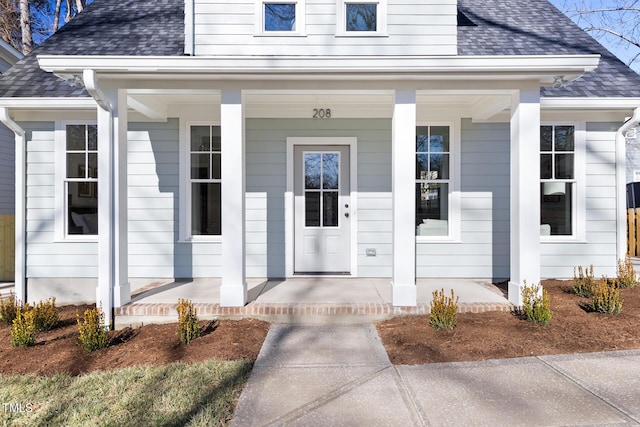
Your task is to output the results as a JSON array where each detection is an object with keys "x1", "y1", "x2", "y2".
[
  {"x1": 0, "y1": 0, "x2": 639, "y2": 98},
  {"x1": 0, "y1": 0, "x2": 184, "y2": 97},
  {"x1": 458, "y1": 0, "x2": 640, "y2": 97}
]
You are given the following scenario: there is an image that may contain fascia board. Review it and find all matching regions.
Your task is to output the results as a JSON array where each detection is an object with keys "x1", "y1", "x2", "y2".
[
  {"x1": 0, "y1": 97, "x2": 95, "y2": 109},
  {"x1": 37, "y1": 54, "x2": 601, "y2": 77},
  {"x1": 541, "y1": 97, "x2": 640, "y2": 110}
]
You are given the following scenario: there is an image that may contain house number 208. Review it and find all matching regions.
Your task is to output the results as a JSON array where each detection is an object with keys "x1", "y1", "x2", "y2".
[{"x1": 313, "y1": 108, "x2": 332, "y2": 118}]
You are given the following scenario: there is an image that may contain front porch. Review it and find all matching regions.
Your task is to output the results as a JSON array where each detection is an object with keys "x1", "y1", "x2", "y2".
[{"x1": 115, "y1": 278, "x2": 512, "y2": 326}]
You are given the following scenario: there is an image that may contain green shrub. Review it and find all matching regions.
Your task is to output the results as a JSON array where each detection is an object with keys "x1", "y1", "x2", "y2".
[
  {"x1": 77, "y1": 307, "x2": 110, "y2": 352},
  {"x1": 429, "y1": 288, "x2": 459, "y2": 330},
  {"x1": 32, "y1": 297, "x2": 59, "y2": 331},
  {"x1": 0, "y1": 293, "x2": 19, "y2": 325},
  {"x1": 11, "y1": 306, "x2": 37, "y2": 347},
  {"x1": 591, "y1": 277, "x2": 623, "y2": 314},
  {"x1": 521, "y1": 282, "x2": 552, "y2": 325},
  {"x1": 616, "y1": 256, "x2": 638, "y2": 289},
  {"x1": 573, "y1": 265, "x2": 595, "y2": 297},
  {"x1": 177, "y1": 298, "x2": 201, "y2": 345}
]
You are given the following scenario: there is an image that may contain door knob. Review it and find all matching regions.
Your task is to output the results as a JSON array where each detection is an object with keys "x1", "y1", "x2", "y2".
[{"x1": 345, "y1": 212, "x2": 350, "y2": 218}]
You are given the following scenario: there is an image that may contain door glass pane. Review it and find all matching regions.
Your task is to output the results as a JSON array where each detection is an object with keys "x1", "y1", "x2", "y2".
[
  {"x1": 264, "y1": 3, "x2": 296, "y2": 31},
  {"x1": 88, "y1": 153, "x2": 98, "y2": 178},
  {"x1": 322, "y1": 153, "x2": 339, "y2": 189},
  {"x1": 346, "y1": 3, "x2": 377, "y2": 31},
  {"x1": 191, "y1": 182, "x2": 221, "y2": 235},
  {"x1": 430, "y1": 154, "x2": 449, "y2": 180},
  {"x1": 555, "y1": 153, "x2": 574, "y2": 179},
  {"x1": 305, "y1": 192, "x2": 321, "y2": 226},
  {"x1": 555, "y1": 126, "x2": 575, "y2": 151},
  {"x1": 305, "y1": 153, "x2": 321, "y2": 189},
  {"x1": 540, "y1": 126, "x2": 553, "y2": 151},
  {"x1": 541, "y1": 182, "x2": 572, "y2": 235},
  {"x1": 323, "y1": 192, "x2": 339, "y2": 227},
  {"x1": 212, "y1": 153, "x2": 221, "y2": 180},
  {"x1": 66, "y1": 125, "x2": 86, "y2": 151},
  {"x1": 430, "y1": 127, "x2": 450, "y2": 152},
  {"x1": 416, "y1": 154, "x2": 429, "y2": 179},
  {"x1": 416, "y1": 183, "x2": 449, "y2": 236},
  {"x1": 190, "y1": 126, "x2": 210, "y2": 152},
  {"x1": 191, "y1": 154, "x2": 210, "y2": 179}
]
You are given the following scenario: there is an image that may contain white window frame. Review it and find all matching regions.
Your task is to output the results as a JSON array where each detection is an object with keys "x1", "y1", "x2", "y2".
[
  {"x1": 255, "y1": 0, "x2": 307, "y2": 36},
  {"x1": 54, "y1": 121, "x2": 98, "y2": 242},
  {"x1": 336, "y1": 0, "x2": 388, "y2": 37},
  {"x1": 180, "y1": 121, "x2": 223, "y2": 242},
  {"x1": 415, "y1": 121, "x2": 461, "y2": 243},
  {"x1": 540, "y1": 121, "x2": 586, "y2": 242}
]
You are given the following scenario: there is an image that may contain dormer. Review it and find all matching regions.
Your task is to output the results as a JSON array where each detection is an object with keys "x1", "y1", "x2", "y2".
[{"x1": 185, "y1": 0, "x2": 458, "y2": 56}]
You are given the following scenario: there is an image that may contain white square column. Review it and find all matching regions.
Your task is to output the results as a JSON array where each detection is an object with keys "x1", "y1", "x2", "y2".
[
  {"x1": 220, "y1": 89, "x2": 247, "y2": 307},
  {"x1": 96, "y1": 88, "x2": 130, "y2": 328},
  {"x1": 391, "y1": 90, "x2": 417, "y2": 306},
  {"x1": 509, "y1": 84, "x2": 541, "y2": 305}
]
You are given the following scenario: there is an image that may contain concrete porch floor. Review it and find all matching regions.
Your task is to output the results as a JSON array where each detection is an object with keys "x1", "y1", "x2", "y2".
[{"x1": 115, "y1": 277, "x2": 512, "y2": 326}]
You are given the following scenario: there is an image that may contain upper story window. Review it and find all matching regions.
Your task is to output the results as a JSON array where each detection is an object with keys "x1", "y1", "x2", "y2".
[
  {"x1": 256, "y1": 1, "x2": 306, "y2": 35},
  {"x1": 337, "y1": 0, "x2": 387, "y2": 36}
]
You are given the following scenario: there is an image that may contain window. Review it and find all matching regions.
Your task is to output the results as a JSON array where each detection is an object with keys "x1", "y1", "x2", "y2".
[
  {"x1": 190, "y1": 125, "x2": 222, "y2": 236},
  {"x1": 337, "y1": 0, "x2": 386, "y2": 35},
  {"x1": 540, "y1": 125, "x2": 575, "y2": 236},
  {"x1": 416, "y1": 126, "x2": 450, "y2": 237},
  {"x1": 257, "y1": 0, "x2": 305, "y2": 35},
  {"x1": 65, "y1": 124, "x2": 98, "y2": 236}
]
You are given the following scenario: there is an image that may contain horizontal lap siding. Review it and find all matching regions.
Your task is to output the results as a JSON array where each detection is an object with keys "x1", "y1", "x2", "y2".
[
  {"x1": 245, "y1": 118, "x2": 392, "y2": 277},
  {"x1": 193, "y1": 0, "x2": 457, "y2": 56},
  {"x1": 417, "y1": 119, "x2": 510, "y2": 279},
  {"x1": 0, "y1": 124, "x2": 14, "y2": 214},
  {"x1": 540, "y1": 123, "x2": 619, "y2": 279}
]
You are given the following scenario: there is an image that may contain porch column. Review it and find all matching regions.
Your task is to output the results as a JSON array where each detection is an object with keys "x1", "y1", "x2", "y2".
[
  {"x1": 509, "y1": 83, "x2": 541, "y2": 306},
  {"x1": 220, "y1": 89, "x2": 247, "y2": 306},
  {"x1": 391, "y1": 90, "x2": 417, "y2": 306},
  {"x1": 95, "y1": 85, "x2": 130, "y2": 328}
]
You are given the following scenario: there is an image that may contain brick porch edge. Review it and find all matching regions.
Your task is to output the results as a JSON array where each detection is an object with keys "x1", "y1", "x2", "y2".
[{"x1": 115, "y1": 302, "x2": 514, "y2": 318}]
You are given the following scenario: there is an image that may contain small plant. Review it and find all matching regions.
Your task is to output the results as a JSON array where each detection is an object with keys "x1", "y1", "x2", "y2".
[
  {"x1": 591, "y1": 277, "x2": 623, "y2": 314},
  {"x1": 573, "y1": 265, "x2": 595, "y2": 297},
  {"x1": 32, "y1": 297, "x2": 59, "y2": 331},
  {"x1": 11, "y1": 306, "x2": 37, "y2": 347},
  {"x1": 429, "y1": 288, "x2": 459, "y2": 330},
  {"x1": 0, "y1": 293, "x2": 19, "y2": 325},
  {"x1": 77, "y1": 307, "x2": 110, "y2": 352},
  {"x1": 616, "y1": 256, "x2": 638, "y2": 289},
  {"x1": 521, "y1": 282, "x2": 552, "y2": 325},
  {"x1": 177, "y1": 298, "x2": 201, "y2": 345}
]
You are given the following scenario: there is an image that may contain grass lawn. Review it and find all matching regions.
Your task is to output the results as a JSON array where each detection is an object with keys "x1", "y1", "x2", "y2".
[{"x1": 0, "y1": 359, "x2": 252, "y2": 426}]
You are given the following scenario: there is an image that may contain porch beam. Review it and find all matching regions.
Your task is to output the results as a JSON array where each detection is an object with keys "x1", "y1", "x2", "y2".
[
  {"x1": 509, "y1": 83, "x2": 541, "y2": 305},
  {"x1": 391, "y1": 89, "x2": 417, "y2": 306},
  {"x1": 220, "y1": 89, "x2": 247, "y2": 306}
]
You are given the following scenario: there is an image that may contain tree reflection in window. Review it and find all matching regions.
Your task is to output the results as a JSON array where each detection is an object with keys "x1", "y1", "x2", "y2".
[
  {"x1": 346, "y1": 3, "x2": 377, "y2": 31},
  {"x1": 265, "y1": 3, "x2": 296, "y2": 31}
]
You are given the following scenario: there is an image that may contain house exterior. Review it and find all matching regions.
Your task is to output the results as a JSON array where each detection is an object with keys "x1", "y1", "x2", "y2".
[{"x1": 0, "y1": 0, "x2": 639, "y2": 325}]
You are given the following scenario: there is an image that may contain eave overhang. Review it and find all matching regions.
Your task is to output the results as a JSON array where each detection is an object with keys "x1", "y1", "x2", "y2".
[{"x1": 37, "y1": 54, "x2": 601, "y2": 84}]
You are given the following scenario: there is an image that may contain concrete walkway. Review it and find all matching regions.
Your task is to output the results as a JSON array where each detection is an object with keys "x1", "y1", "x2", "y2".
[{"x1": 231, "y1": 324, "x2": 640, "y2": 426}]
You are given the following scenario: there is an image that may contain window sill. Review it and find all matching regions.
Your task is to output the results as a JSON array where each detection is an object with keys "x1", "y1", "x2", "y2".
[
  {"x1": 416, "y1": 236, "x2": 462, "y2": 243},
  {"x1": 541, "y1": 237, "x2": 587, "y2": 244},
  {"x1": 178, "y1": 237, "x2": 222, "y2": 243},
  {"x1": 335, "y1": 33, "x2": 389, "y2": 38},
  {"x1": 55, "y1": 237, "x2": 98, "y2": 243},
  {"x1": 254, "y1": 32, "x2": 307, "y2": 37}
]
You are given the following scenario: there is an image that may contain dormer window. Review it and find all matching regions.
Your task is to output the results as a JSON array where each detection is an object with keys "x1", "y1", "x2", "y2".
[
  {"x1": 257, "y1": 1, "x2": 306, "y2": 35},
  {"x1": 337, "y1": 0, "x2": 387, "y2": 36}
]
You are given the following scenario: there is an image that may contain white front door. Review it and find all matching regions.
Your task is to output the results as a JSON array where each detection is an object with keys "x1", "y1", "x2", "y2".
[{"x1": 294, "y1": 145, "x2": 351, "y2": 273}]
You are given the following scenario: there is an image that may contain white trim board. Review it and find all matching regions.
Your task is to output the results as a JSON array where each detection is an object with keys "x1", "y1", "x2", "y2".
[{"x1": 286, "y1": 137, "x2": 358, "y2": 277}]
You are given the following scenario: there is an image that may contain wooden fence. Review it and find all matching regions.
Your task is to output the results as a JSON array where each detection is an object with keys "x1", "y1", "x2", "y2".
[{"x1": 0, "y1": 215, "x2": 14, "y2": 281}]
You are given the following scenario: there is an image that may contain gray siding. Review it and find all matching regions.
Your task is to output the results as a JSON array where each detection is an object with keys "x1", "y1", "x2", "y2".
[
  {"x1": 245, "y1": 118, "x2": 392, "y2": 277},
  {"x1": 193, "y1": 0, "x2": 457, "y2": 56},
  {"x1": 0, "y1": 123, "x2": 14, "y2": 214},
  {"x1": 416, "y1": 119, "x2": 510, "y2": 279},
  {"x1": 540, "y1": 122, "x2": 619, "y2": 279}
]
